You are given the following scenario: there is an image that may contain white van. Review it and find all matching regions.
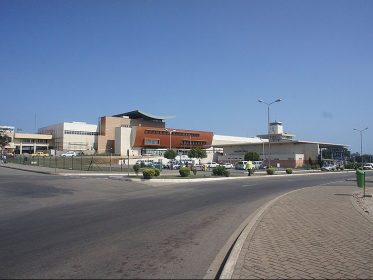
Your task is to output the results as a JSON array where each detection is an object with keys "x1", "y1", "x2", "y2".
[
  {"x1": 253, "y1": 161, "x2": 264, "y2": 169},
  {"x1": 235, "y1": 161, "x2": 248, "y2": 170}
]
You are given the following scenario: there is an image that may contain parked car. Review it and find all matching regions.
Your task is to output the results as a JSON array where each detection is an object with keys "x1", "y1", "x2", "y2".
[
  {"x1": 363, "y1": 163, "x2": 373, "y2": 170},
  {"x1": 235, "y1": 161, "x2": 248, "y2": 170},
  {"x1": 207, "y1": 162, "x2": 219, "y2": 168},
  {"x1": 219, "y1": 162, "x2": 234, "y2": 169},
  {"x1": 152, "y1": 162, "x2": 163, "y2": 169},
  {"x1": 31, "y1": 151, "x2": 49, "y2": 157},
  {"x1": 165, "y1": 160, "x2": 181, "y2": 169},
  {"x1": 252, "y1": 161, "x2": 264, "y2": 169},
  {"x1": 61, "y1": 151, "x2": 77, "y2": 157},
  {"x1": 321, "y1": 164, "x2": 337, "y2": 171},
  {"x1": 135, "y1": 159, "x2": 154, "y2": 167}
]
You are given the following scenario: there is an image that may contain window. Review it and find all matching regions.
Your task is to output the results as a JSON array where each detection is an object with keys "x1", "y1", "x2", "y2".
[
  {"x1": 144, "y1": 139, "x2": 160, "y2": 145},
  {"x1": 64, "y1": 130, "x2": 98, "y2": 136}
]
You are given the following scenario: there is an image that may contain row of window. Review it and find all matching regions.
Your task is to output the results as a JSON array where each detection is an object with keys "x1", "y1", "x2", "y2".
[
  {"x1": 20, "y1": 139, "x2": 48, "y2": 143},
  {"x1": 144, "y1": 129, "x2": 200, "y2": 138},
  {"x1": 181, "y1": 140, "x2": 207, "y2": 146},
  {"x1": 64, "y1": 130, "x2": 99, "y2": 136},
  {"x1": 143, "y1": 138, "x2": 207, "y2": 146},
  {"x1": 144, "y1": 139, "x2": 160, "y2": 145}
]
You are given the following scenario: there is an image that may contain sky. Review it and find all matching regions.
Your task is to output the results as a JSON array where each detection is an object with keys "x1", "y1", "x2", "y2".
[{"x1": 1, "y1": 0, "x2": 373, "y2": 153}]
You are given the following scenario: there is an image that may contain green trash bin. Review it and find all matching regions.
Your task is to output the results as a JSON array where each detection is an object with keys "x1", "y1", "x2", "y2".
[{"x1": 356, "y1": 169, "x2": 365, "y2": 188}]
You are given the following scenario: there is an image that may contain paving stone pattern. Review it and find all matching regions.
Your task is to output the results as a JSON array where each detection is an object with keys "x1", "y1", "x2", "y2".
[{"x1": 232, "y1": 186, "x2": 373, "y2": 279}]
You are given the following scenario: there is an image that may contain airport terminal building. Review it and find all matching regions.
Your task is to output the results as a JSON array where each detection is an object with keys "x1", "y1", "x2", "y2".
[
  {"x1": 212, "y1": 122, "x2": 348, "y2": 168},
  {"x1": 3, "y1": 110, "x2": 348, "y2": 167}
]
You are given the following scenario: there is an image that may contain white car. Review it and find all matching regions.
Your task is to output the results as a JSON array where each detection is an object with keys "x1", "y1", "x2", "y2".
[
  {"x1": 207, "y1": 162, "x2": 219, "y2": 168},
  {"x1": 61, "y1": 151, "x2": 77, "y2": 157},
  {"x1": 321, "y1": 164, "x2": 336, "y2": 171},
  {"x1": 363, "y1": 163, "x2": 373, "y2": 170},
  {"x1": 220, "y1": 162, "x2": 234, "y2": 169}
]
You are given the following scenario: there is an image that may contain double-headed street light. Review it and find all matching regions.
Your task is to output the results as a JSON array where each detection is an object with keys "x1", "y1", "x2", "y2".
[
  {"x1": 165, "y1": 128, "x2": 176, "y2": 149},
  {"x1": 258, "y1": 98, "x2": 282, "y2": 167},
  {"x1": 353, "y1": 127, "x2": 368, "y2": 168}
]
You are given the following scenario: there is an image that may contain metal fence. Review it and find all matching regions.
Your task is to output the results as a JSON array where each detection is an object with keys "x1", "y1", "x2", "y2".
[{"x1": 8, "y1": 155, "x2": 132, "y2": 172}]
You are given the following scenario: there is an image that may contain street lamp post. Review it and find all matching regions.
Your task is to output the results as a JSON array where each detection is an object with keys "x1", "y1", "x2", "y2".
[
  {"x1": 258, "y1": 99, "x2": 282, "y2": 168},
  {"x1": 353, "y1": 127, "x2": 368, "y2": 197},
  {"x1": 165, "y1": 128, "x2": 176, "y2": 149},
  {"x1": 353, "y1": 127, "x2": 368, "y2": 168},
  {"x1": 258, "y1": 138, "x2": 265, "y2": 161}
]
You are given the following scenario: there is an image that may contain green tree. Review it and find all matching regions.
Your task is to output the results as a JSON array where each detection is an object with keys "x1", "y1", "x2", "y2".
[
  {"x1": 187, "y1": 147, "x2": 207, "y2": 159},
  {"x1": 0, "y1": 133, "x2": 11, "y2": 149},
  {"x1": 244, "y1": 152, "x2": 260, "y2": 161},
  {"x1": 164, "y1": 149, "x2": 177, "y2": 160}
]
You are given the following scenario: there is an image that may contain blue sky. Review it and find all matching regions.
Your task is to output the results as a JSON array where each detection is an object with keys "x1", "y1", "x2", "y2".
[{"x1": 1, "y1": 0, "x2": 372, "y2": 153}]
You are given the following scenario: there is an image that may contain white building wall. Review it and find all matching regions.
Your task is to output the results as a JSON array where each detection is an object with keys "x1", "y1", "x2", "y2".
[
  {"x1": 39, "y1": 122, "x2": 97, "y2": 152},
  {"x1": 115, "y1": 127, "x2": 132, "y2": 156},
  {"x1": 217, "y1": 142, "x2": 320, "y2": 163}
]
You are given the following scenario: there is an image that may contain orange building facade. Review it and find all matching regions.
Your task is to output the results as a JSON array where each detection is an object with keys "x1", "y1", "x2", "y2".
[
  {"x1": 133, "y1": 126, "x2": 213, "y2": 150},
  {"x1": 96, "y1": 110, "x2": 213, "y2": 156}
]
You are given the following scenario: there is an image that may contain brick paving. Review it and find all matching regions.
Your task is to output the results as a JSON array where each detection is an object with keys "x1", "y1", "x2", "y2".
[{"x1": 232, "y1": 186, "x2": 373, "y2": 279}]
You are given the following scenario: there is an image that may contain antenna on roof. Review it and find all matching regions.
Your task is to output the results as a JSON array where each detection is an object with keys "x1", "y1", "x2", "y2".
[{"x1": 34, "y1": 113, "x2": 37, "y2": 132}]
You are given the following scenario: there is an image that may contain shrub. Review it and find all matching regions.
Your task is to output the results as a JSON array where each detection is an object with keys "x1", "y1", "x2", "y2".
[
  {"x1": 154, "y1": 168, "x2": 160, "y2": 177},
  {"x1": 311, "y1": 164, "x2": 320, "y2": 170},
  {"x1": 266, "y1": 168, "x2": 275, "y2": 175},
  {"x1": 286, "y1": 168, "x2": 293, "y2": 174},
  {"x1": 179, "y1": 166, "x2": 191, "y2": 177},
  {"x1": 302, "y1": 163, "x2": 311, "y2": 170},
  {"x1": 143, "y1": 168, "x2": 156, "y2": 179},
  {"x1": 133, "y1": 164, "x2": 140, "y2": 176},
  {"x1": 140, "y1": 161, "x2": 145, "y2": 168},
  {"x1": 345, "y1": 162, "x2": 357, "y2": 169},
  {"x1": 212, "y1": 165, "x2": 230, "y2": 177},
  {"x1": 192, "y1": 168, "x2": 197, "y2": 175}
]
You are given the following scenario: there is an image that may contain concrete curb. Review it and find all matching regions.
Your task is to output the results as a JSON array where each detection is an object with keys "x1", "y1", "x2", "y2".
[
  {"x1": 0, "y1": 164, "x2": 56, "y2": 175},
  {"x1": 217, "y1": 188, "x2": 304, "y2": 279},
  {"x1": 350, "y1": 194, "x2": 373, "y2": 224},
  {"x1": 215, "y1": 179, "x2": 357, "y2": 279},
  {"x1": 2, "y1": 164, "x2": 353, "y2": 183}
]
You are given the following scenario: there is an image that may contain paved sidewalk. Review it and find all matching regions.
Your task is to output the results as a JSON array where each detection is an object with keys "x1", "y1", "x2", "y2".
[{"x1": 229, "y1": 185, "x2": 373, "y2": 279}]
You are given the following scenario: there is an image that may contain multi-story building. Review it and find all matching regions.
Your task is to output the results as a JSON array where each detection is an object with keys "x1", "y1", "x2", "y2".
[
  {"x1": 98, "y1": 110, "x2": 213, "y2": 156},
  {"x1": 38, "y1": 122, "x2": 98, "y2": 152},
  {"x1": 13, "y1": 133, "x2": 52, "y2": 154},
  {"x1": 1, "y1": 125, "x2": 52, "y2": 154}
]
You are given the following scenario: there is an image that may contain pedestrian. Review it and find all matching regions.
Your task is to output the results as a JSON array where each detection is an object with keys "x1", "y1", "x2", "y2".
[{"x1": 246, "y1": 160, "x2": 253, "y2": 176}]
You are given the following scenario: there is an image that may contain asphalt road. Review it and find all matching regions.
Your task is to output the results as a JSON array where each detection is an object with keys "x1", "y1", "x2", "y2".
[{"x1": 0, "y1": 167, "x2": 356, "y2": 279}]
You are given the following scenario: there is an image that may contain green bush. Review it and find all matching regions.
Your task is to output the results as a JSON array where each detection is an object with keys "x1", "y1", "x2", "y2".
[
  {"x1": 143, "y1": 168, "x2": 156, "y2": 179},
  {"x1": 286, "y1": 168, "x2": 293, "y2": 174},
  {"x1": 154, "y1": 168, "x2": 160, "y2": 177},
  {"x1": 266, "y1": 168, "x2": 275, "y2": 175},
  {"x1": 192, "y1": 168, "x2": 197, "y2": 175},
  {"x1": 133, "y1": 164, "x2": 140, "y2": 176},
  {"x1": 345, "y1": 162, "x2": 357, "y2": 169},
  {"x1": 212, "y1": 165, "x2": 230, "y2": 177},
  {"x1": 179, "y1": 167, "x2": 191, "y2": 177},
  {"x1": 302, "y1": 163, "x2": 311, "y2": 170},
  {"x1": 311, "y1": 164, "x2": 320, "y2": 170}
]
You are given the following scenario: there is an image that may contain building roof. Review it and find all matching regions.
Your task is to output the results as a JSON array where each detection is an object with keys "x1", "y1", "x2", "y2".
[
  {"x1": 212, "y1": 135, "x2": 268, "y2": 146},
  {"x1": 213, "y1": 139, "x2": 348, "y2": 148},
  {"x1": 14, "y1": 133, "x2": 53, "y2": 140},
  {"x1": 112, "y1": 110, "x2": 172, "y2": 121}
]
